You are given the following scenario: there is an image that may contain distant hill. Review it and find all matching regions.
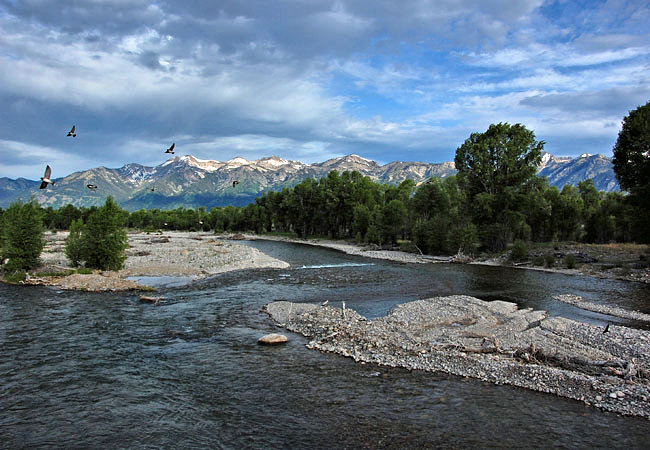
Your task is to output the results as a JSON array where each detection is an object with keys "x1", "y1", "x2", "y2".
[{"x1": 0, "y1": 152, "x2": 619, "y2": 210}]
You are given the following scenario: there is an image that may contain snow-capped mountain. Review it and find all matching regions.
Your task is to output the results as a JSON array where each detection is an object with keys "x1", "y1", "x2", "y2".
[
  {"x1": 537, "y1": 152, "x2": 619, "y2": 192},
  {"x1": 0, "y1": 152, "x2": 618, "y2": 210}
]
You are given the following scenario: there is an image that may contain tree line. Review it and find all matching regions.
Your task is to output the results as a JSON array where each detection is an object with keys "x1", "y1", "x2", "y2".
[{"x1": 1, "y1": 101, "x2": 648, "y2": 275}]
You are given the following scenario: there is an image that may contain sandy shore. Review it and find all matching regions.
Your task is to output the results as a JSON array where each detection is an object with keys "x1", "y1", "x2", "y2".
[{"x1": 25, "y1": 230, "x2": 289, "y2": 291}]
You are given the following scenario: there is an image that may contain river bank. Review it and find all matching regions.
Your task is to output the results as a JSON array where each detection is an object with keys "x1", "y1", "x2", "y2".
[
  {"x1": 238, "y1": 233, "x2": 650, "y2": 283},
  {"x1": 17, "y1": 230, "x2": 289, "y2": 291},
  {"x1": 265, "y1": 297, "x2": 650, "y2": 419}
]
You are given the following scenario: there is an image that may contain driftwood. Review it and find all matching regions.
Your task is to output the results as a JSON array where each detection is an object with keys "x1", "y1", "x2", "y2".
[{"x1": 139, "y1": 295, "x2": 163, "y2": 305}]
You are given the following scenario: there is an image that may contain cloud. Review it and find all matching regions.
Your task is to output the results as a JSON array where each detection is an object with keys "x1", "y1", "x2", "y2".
[
  {"x1": 0, "y1": 0, "x2": 648, "y2": 179},
  {"x1": 520, "y1": 85, "x2": 650, "y2": 118}
]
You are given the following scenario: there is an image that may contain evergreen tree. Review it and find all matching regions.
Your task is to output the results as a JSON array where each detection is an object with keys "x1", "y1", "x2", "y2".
[
  {"x1": 80, "y1": 197, "x2": 128, "y2": 270},
  {"x1": 1, "y1": 199, "x2": 45, "y2": 272},
  {"x1": 65, "y1": 218, "x2": 85, "y2": 267}
]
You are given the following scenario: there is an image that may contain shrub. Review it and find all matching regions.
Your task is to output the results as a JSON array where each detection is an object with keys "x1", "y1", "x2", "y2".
[
  {"x1": 1, "y1": 199, "x2": 45, "y2": 272},
  {"x1": 532, "y1": 255, "x2": 545, "y2": 266},
  {"x1": 564, "y1": 254, "x2": 577, "y2": 269},
  {"x1": 509, "y1": 239, "x2": 528, "y2": 262},
  {"x1": 65, "y1": 218, "x2": 84, "y2": 267},
  {"x1": 80, "y1": 197, "x2": 128, "y2": 271},
  {"x1": 544, "y1": 252, "x2": 555, "y2": 268},
  {"x1": 3, "y1": 270, "x2": 26, "y2": 283}
]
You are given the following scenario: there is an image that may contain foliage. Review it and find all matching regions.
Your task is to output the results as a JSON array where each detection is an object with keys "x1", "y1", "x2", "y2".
[
  {"x1": 564, "y1": 254, "x2": 577, "y2": 269},
  {"x1": 612, "y1": 100, "x2": 650, "y2": 192},
  {"x1": 454, "y1": 122, "x2": 544, "y2": 251},
  {"x1": 65, "y1": 218, "x2": 85, "y2": 267},
  {"x1": 509, "y1": 239, "x2": 528, "y2": 262},
  {"x1": 532, "y1": 255, "x2": 545, "y2": 266},
  {"x1": 1, "y1": 199, "x2": 45, "y2": 273},
  {"x1": 80, "y1": 197, "x2": 128, "y2": 271},
  {"x1": 612, "y1": 101, "x2": 650, "y2": 243},
  {"x1": 3, "y1": 270, "x2": 26, "y2": 283},
  {"x1": 544, "y1": 252, "x2": 555, "y2": 268}
]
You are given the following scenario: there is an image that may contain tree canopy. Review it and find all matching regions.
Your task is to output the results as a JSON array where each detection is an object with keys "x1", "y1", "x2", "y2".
[
  {"x1": 612, "y1": 100, "x2": 650, "y2": 242},
  {"x1": 454, "y1": 122, "x2": 544, "y2": 251},
  {"x1": 613, "y1": 100, "x2": 650, "y2": 192},
  {"x1": 79, "y1": 196, "x2": 128, "y2": 270},
  {"x1": 1, "y1": 199, "x2": 45, "y2": 272}
]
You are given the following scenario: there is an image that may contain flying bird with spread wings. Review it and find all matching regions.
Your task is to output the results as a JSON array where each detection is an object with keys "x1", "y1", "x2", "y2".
[
  {"x1": 67, "y1": 125, "x2": 76, "y2": 137},
  {"x1": 165, "y1": 143, "x2": 175, "y2": 154},
  {"x1": 232, "y1": 180, "x2": 239, "y2": 188},
  {"x1": 87, "y1": 184, "x2": 98, "y2": 191},
  {"x1": 40, "y1": 165, "x2": 54, "y2": 189}
]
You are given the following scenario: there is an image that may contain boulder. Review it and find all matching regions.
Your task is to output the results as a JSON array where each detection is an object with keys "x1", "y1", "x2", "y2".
[{"x1": 258, "y1": 333, "x2": 288, "y2": 345}]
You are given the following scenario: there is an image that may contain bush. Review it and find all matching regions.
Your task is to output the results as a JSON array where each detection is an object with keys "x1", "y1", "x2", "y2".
[
  {"x1": 1, "y1": 199, "x2": 45, "y2": 272},
  {"x1": 80, "y1": 197, "x2": 128, "y2": 271},
  {"x1": 65, "y1": 218, "x2": 84, "y2": 267},
  {"x1": 533, "y1": 255, "x2": 545, "y2": 266},
  {"x1": 3, "y1": 270, "x2": 26, "y2": 283},
  {"x1": 564, "y1": 254, "x2": 577, "y2": 269},
  {"x1": 509, "y1": 239, "x2": 528, "y2": 262},
  {"x1": 544, "y1": 252, "x2": 555, "y2": 268}
]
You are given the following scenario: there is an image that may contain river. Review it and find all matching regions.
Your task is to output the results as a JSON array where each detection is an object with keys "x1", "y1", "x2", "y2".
[{"x1": 1, "y1": 240, "x2": 649, "y2": 448}]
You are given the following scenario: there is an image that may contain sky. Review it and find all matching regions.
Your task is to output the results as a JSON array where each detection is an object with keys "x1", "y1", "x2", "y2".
[{"x1": 0, "y1": 0, "x2": 648, "y2": 180}]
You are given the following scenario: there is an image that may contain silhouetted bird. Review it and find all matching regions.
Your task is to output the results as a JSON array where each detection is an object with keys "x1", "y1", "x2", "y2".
[
  {"x1": 87, "y1": 184, "x2": 98, "y2": 191},
  {"x1": 232, "y1": 180, "x2": 239, "y2": 187},
  {"x1": 67, "y1": 125, "x2": 76, "y2": 137},
  {"x1": 150, "y1": 187, "x2": 155, "y2": 192},
  {"x1": 603, "y1": 323, "x2": 610, "y2": 333},
  {"x1": 165, "y1": 143, "x2": 175, "y2": 154},
  {"x1": 40, "y1": 165, "x2": 54, "y2": 189}
]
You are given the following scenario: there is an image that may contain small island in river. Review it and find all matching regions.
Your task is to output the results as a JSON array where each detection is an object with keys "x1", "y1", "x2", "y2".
[{"x1": 265, "y1": 296, "x2": 650, "y2": 419}]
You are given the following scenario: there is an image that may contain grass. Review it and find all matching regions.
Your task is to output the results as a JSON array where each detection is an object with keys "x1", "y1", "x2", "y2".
[
  {"x1": 3, "y1": 271, "x2": 26, "y2": 283},
  {"x1": 33, "y1": 268, "x2": 95, "y2": 277}
]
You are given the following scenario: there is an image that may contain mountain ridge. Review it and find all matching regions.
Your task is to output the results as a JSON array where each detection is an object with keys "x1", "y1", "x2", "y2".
[{"x1": 0, "y1": 152, "x2": 619, "y2": 210}]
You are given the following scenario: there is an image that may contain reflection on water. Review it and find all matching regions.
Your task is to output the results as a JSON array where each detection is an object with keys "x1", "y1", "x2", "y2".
[{"x1": 1, "y1": 240, "x2": 649, "y2": 448}]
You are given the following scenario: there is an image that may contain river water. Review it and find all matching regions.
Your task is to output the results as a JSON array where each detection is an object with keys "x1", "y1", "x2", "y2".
[{"x1": 1, "y1": 240, "x2": 649, "y2": 448}]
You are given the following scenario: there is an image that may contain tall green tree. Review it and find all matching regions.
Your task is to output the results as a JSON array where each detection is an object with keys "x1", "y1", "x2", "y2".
[
  {"x1": 80, "y1": 197, "x2": 128, "y2": 270},
  {"x1": 454, "y1": 122, "x2": 544, "y2": 251},
  {"x1": 1, "y1": 199, "x2": 45, "y2": 272},
  {"x1": 65, "y1": 218, "x2": 85, "y2": 267},
  {"x1": 612, "y1": 100, "x2": 650, "y2": 242}
]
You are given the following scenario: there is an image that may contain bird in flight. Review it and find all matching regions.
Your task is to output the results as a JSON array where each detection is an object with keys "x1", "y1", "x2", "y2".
[
  {"x1": 67, "y1": 125, "x2": 76, "y2": 137},
  {"x1": 40, "y1": 165, "x2": 54, "y2": 189},
  {"x1": 150, "y1": 187, "x2": 155, "y2": 192},
  {"x1": 232, "y1": 180, "x2": 239, "y2": 188},
  {"x1": 165, "y1": 143, "x2": 175, "y2": 154},
  {"x1": 87, "y1": 184, "x2": 98, "y2": 191}
]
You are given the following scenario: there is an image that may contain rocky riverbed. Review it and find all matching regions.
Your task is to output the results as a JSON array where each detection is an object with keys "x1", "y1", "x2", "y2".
[{"x1": 264, "y1": 296, "x2": 650, "y2": 419}]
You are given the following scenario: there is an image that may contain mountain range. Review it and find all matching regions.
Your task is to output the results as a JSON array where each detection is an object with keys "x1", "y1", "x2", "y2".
[{"x1": 0, "y1": 152, "x2": 619, "y2": 211}]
